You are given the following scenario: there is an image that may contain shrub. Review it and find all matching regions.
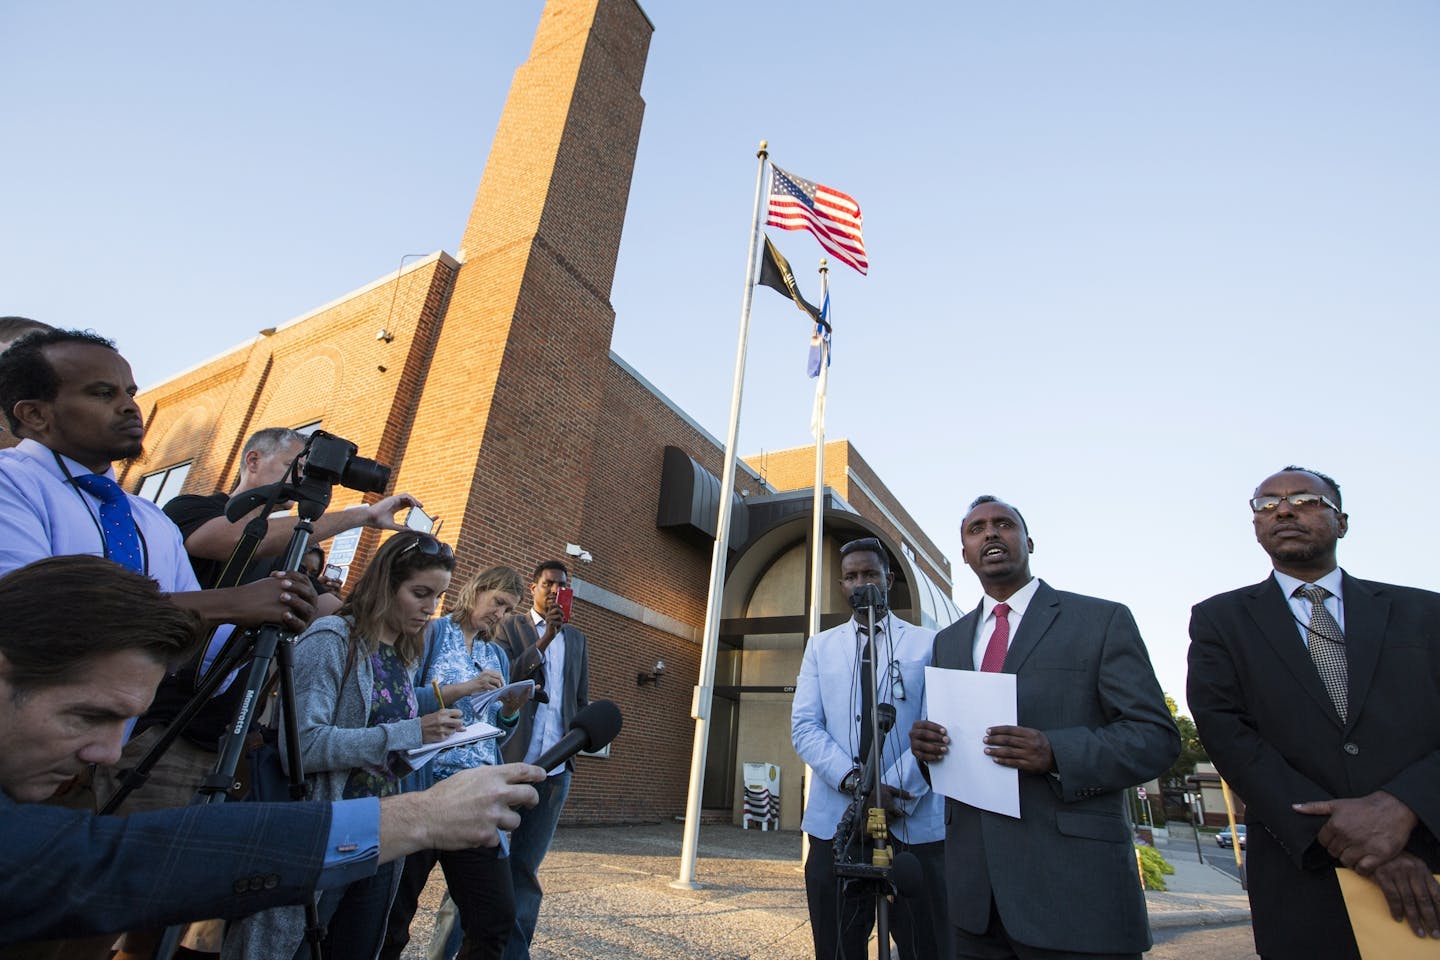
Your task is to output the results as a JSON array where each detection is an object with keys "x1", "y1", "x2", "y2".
[{"x1": 1135, "y1": 844, "x2": 1175, "y2": 891}]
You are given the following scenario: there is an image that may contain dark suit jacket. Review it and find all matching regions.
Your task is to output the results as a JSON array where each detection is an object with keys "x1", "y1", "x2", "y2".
[
  {"x1": 494, "y1": 612, "x2": 589, "y2": 768},
  {"x1": 1188, "y1": 573, "x2": 1440, "y2": 960},
  {"x1": 0, "y1": 791, "x2": 332, "y2": 946},
  {"x1": 931, "y1": 580, "x2": 1178, "y2": 954}
]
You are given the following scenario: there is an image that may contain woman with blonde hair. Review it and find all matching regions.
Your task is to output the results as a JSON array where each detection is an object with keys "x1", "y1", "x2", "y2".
[
  {"x1": 380, "y1": 564, "x2": 532, "y2": 960},
  {"x1": 224, "y1": 531, "x2": 463, "y2": 960}
]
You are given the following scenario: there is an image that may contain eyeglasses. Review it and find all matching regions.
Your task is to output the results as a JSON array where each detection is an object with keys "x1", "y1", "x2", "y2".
[
  {"x1": 887, "y1": 661, "x2": 906, "y2": 702},
  {"x1": 1249, "y1": 493, "x2": 1340, "y2": 514},
  {"x1": 399, "y1": 534, "x2": 454, "y2": 562}
]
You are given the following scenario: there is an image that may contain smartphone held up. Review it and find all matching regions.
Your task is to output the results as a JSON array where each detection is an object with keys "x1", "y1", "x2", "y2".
[{"x1": 404, "y1": 505, "x2": 436, "y2": 534}]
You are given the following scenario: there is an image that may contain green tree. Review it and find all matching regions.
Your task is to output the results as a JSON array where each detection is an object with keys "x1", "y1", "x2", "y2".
[{"x1": 1162, "y1": 694, "x2": 1208, "y2": 787}]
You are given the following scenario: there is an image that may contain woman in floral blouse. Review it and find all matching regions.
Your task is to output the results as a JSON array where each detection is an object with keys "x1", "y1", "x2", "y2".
[
  {"x1": 380, "y1": 565, "x2": 532, "y2": 960},
  {"x1": 223, "y1": 532, "x2": 463, "y2": 960}
]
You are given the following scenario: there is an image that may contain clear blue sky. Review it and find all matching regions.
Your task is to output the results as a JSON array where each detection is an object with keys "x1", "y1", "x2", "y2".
[{"x1": 4, "y1": 1, "x2": 1437, "y2": 713}]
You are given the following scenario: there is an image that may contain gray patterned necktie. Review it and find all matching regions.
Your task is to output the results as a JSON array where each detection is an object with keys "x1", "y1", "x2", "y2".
[{"x1": 1297, "y1": 584, "x2": 1347, "y2": 722}]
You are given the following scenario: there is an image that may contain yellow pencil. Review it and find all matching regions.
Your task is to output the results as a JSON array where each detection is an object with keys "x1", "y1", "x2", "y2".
[{"x1": 432, "y1": 679, "x2": 446, "y2": 709}]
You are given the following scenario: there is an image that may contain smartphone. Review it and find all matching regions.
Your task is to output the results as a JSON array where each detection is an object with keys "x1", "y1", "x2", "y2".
[
  {"x1": 404, "y1": 506, "x2": 435, "y2": 534},
  {"x1": 323, "y1": 563, "x2": 344, "y2": 581},
  {"x1": 555, "y1": 585, "x2": 573, "y2": 623}
]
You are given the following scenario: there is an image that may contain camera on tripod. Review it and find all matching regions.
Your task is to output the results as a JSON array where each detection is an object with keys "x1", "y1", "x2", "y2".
[
  {"x1": 109, "y1": 430, "x2": 394, "y2": 959},
  {"x1": 299, "y1": 430, "x2": 390, "y2": 495}
]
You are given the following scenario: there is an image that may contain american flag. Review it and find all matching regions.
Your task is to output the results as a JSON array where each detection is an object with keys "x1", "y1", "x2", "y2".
[{"x1": 765, "y1": 164, "x2": 868, "y2": 276}]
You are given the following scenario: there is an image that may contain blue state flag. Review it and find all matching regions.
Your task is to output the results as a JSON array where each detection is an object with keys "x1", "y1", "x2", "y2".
[{"x1": 807, "y1": 293, "x2": 831, "y2": 378}]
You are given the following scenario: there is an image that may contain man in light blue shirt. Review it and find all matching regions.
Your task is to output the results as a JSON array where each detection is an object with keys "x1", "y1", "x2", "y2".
[
  {"x1": 792, "y1": 536, "x2": 947, "y2": 960},
  {"x1": 0, "y1": 328, "x2": 316, "y2": 629}
]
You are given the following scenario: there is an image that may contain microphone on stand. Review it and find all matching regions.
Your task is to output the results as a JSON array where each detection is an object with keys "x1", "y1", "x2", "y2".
[
  {"x1": 856, "y1": 703, "x2": 896, "y2": 799},
  {"x1": 848, "y1": 582, "x2": 886, "y2": 614},
  {"x1": 834, "y1": 703, "x2": 896, "y2": 861}
]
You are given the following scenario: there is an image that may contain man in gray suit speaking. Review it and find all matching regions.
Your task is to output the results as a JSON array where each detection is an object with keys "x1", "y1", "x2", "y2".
[{"x1": 910, "y1": 496, "x2": 1178, "y2": 959}]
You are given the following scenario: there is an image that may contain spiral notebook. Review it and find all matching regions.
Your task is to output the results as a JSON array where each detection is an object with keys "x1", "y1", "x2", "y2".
[{"x1": 405, "y1": 720, "x2": 502, "y2": 768}]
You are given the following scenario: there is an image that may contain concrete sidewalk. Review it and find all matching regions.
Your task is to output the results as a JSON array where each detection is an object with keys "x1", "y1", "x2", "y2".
[{"x1": 401, "y1": 821, "x2": 1250, "y2": 958}]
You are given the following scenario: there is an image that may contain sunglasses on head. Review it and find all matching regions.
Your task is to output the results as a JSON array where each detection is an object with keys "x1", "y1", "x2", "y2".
[{"x1": 399, "y1": 534, "x2": 454, "y2": 562}]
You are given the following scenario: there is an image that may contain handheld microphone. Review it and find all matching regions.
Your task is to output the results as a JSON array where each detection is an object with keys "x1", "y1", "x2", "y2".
[{"x1": 530, "y1": 700, "x2": 622, "y2": 771}]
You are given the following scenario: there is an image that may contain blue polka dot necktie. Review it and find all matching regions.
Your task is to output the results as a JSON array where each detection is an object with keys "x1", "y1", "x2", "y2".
[{"x1": 71, "y1": 473, "x2": 144, "y2": 573}]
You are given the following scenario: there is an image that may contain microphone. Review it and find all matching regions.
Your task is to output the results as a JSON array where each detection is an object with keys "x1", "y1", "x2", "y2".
[
  {"x1": 857, "y1": 702, "x2": 896, "y2": 798},
  {"x1": 530, "y1": 700, "x2": 623, "y2": 771},
  {"x1": 833, "y1": 703, "x2": 898, "y2": 863},
  {"x1": 848, "y1": 583, "x2": 886, "y2": 612}
]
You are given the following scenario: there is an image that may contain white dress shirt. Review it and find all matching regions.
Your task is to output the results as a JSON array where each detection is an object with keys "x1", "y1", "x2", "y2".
[
  {"x1": 0, "y1": 439, "x2": 199, "y2": 592},
  {"x1": 1272, "y1": 567, "x2": 1346, "y2": 648},
  {"x1": 971, "y1": 576, "x2": 1042, "y2": 667},
  {"x1": 523, "y1": 607, "x2": 568, "y2": 775}
]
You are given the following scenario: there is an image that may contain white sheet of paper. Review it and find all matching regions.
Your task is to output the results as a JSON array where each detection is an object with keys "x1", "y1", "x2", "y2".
[{"x1": 923, "y1": 666, "x2": 1020, "y2": 818}]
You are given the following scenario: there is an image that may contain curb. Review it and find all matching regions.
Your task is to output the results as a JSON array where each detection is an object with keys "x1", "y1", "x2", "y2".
[{"x1": 1150, "y1": 907, "x2": 1253, "y2": 931}]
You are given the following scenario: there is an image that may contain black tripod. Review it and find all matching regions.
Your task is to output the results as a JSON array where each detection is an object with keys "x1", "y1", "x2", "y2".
[
  {"x1": 831, "y1": 584, "x2": 922, "y2": 959},
  {"x1": 102, "y1": 465, "x2": 338, "y2": 960}
]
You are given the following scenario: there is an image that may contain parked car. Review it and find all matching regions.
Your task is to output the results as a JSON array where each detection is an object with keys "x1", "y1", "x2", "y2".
[{"x1": 1216, "y1": 824, "x2": 1247, "y2": 849}]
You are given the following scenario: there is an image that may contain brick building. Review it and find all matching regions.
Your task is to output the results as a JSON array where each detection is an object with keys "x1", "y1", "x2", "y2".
[{"x1": 119, "y1": 0, "x2": 959, "y2": 827}]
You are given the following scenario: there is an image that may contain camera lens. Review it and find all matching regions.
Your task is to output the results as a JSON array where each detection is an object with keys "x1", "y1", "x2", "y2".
[{"x1": 342, "y1": 457, "x2": 391, "y2": 494}]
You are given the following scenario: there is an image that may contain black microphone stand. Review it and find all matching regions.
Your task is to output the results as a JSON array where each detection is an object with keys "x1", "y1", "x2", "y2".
[{"x1": 831, "y1": 583, "x2": 904, "y2": 957}]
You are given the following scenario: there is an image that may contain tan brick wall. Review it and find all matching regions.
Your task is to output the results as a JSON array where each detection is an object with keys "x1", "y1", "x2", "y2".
[
  {"x1": 128, "y1": 255, "x2": 458, "y2": 577},
  {"x1": 109, "y1": 0, "x2": 949, "y2": 826},
  {"x1": 745, "y1": 440, "x2": 953, "y2": 589}
]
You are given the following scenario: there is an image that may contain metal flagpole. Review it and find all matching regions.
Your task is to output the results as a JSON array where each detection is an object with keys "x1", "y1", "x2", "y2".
[
  {"x1": 806, "y1": 261, "x2": 830, "y2": 638},
  {"x1": 800, "y1": 259, "x2": 830, "y2": 868},
  {"x1": 673, "y1": 140, "x2": 770, "y2": 889}
]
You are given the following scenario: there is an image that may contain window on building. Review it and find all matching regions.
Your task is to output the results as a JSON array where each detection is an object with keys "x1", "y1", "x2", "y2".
[
  {"x1": 294, "y1": 420, "x2": 322, "y2": 436},
  {"x1": 135, "y1": 461, "x2": 193, "y2": 508}
]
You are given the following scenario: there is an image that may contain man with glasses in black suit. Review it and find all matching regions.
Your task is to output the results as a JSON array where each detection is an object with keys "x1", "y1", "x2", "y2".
[
  {"x1": 1189, "y1": 466, "x2": 1440, "y2": 959},
  {"x1": 791, "y1": 536, "x2": 948, "y2": 960}
]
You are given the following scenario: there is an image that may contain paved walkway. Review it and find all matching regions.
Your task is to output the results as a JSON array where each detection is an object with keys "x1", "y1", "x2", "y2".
[{"x1": 401, "y1": 822, "x2": 1251, "y2": 958}]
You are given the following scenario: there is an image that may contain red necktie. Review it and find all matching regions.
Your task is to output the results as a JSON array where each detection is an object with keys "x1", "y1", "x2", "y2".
[{"x1": 980, "y1": 602, "x2": 1011, "y2": 672}]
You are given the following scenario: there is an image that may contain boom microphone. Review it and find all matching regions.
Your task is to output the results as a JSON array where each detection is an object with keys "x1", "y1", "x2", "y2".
[{"x1": 530, "y1": 700, "x2": 623, "y2": 771}]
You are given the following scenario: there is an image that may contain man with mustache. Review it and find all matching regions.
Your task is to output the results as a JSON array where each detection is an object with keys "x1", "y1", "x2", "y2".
[
  {"x1": 0, "y1": 329, "x2": 320, "y2": 957},
  {"x1": 0, "y1": 329, "x2": 316, "y2": 628},
  {"x1": 910, "y1": 495, "x2": 1177, "y2": 960},
  {"x1": 1188, "y1": 466, "x2": 1440, "y2": 958}
]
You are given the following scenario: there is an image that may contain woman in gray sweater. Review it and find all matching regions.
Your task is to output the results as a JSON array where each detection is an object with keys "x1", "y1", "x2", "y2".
[{"x1": 223, "y1": 531, "x2": 463, "y2": 960}]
